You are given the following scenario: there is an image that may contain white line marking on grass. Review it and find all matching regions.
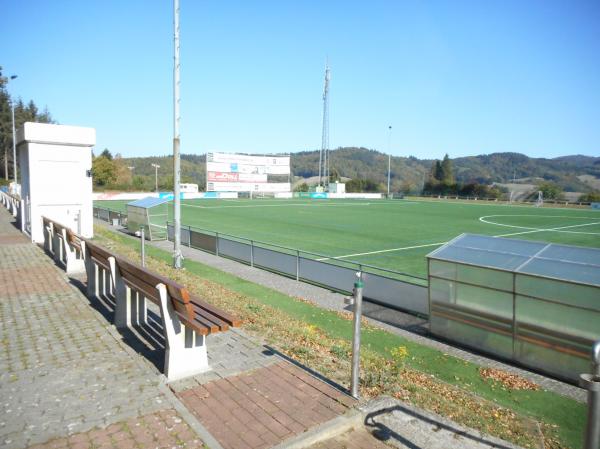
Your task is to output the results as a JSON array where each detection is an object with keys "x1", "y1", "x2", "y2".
[
  {"x1": 479, "y1": 215, "x2": 600, "y2": 236},
  {"x1": 182, "y1": 202, "x2": 376, "y2": 209},
  {"x1": 317, "y1": 216, "x2": 600, "y2": 262},
  {"x1": 315, "y1": 242, "x2": 447, "y2": 261}
]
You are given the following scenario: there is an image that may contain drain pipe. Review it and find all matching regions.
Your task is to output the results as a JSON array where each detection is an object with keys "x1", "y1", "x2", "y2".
[{"x1": 580, "y1": 340, "x2": 600, "y2": 449}]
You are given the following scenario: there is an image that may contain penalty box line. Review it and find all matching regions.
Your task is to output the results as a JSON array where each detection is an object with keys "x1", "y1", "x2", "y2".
[{"x1": 316, "y1": 220, "x2": 600, "y2": 262}]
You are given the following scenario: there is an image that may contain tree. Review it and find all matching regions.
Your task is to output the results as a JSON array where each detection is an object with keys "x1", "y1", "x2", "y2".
[
  {"x1": 329, "y1": 167, "x2": 341, "y2": 183},
  {"x1": 0, "y1": 66, "x2": 55, "y2": 179},
  {"x1": 537, "y1": 181, "x2": 563, "y2": 200},
  {"x1": 294, "y1": 182, "x2": 309, "y2": 192},
  {"x1": 578, "y1": 191, "x2": 600, "y2": 203},
  {"x1": 441, "y1": 154, "x2": 454, "y2": 184},
  {"x1": 91, "y1": 156, "x2": 117, "y2": 186},
  {"x1": 434, "y1": 160, "x2": 443, "y2": 181},
  {"x1": 100, "y1": 148, "x2": 113, "y2": 160}
]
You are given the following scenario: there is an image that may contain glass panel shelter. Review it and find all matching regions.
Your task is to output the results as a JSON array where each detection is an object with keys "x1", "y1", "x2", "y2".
[
  {"x1": 427, "y1": 233, "x2": 600, "y2": 382},
  {"x1": 127, "y1": 197, "x2": 169, "y2": 241}
]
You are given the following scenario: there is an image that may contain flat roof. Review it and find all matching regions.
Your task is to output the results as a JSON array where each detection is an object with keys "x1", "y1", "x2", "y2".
[
  {"x1": 427, "y1": 233, "x2": 600, "y2": 287},
  {"x1": 127, "y1": 196, "x2": 170, "y2": 209}
]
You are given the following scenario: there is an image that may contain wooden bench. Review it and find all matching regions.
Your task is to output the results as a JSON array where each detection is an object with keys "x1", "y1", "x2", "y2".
[
  {"x1": 82, "y1": 240, "x2": 241, "y2": 380},
  {"x1": 82, "y1": 239, "x2": 116, "y2": 302},
  {"x1": 42, "y1": 216, "x2": 86, "y2": 274}
]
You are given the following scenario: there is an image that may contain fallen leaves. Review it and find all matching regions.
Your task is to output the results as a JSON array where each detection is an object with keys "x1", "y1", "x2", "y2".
[{"x1": 479, "y1": 368, "x2": 540, "y2": 391}]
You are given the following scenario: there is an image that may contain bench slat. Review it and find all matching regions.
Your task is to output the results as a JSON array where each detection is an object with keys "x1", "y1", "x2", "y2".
[{"x1": 190, "y1": 295, "x2": 242, "y2": 328}]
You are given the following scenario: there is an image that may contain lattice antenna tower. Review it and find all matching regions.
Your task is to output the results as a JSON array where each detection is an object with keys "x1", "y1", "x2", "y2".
[{"x1": 320, "y1": 61, "x2": 331, "y2": 187}]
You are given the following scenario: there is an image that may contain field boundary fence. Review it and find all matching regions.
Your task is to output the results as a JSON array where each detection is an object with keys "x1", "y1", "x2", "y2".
[
  {"x1": 92, "y1": 205, "x2": 430, "y2": 316},
  {"x1": 93, "y1": 206, "x2": 128, "y2": 227},
  {"x1": 166, "y1": 222, "x2": 429, "y2": 316}
]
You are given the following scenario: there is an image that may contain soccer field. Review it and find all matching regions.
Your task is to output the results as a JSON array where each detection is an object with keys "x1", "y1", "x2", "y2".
[{"x1": 94, "y1": 198, "x2": 600, "y2": 279}]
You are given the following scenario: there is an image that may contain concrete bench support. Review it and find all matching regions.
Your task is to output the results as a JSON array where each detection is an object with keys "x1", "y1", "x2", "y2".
[
  {"x1": 110, "y1": 258, "x2": 147, "y2": 329},
  {"x1": 156, "y1": 283, "x2": 209, "y2": 381}
]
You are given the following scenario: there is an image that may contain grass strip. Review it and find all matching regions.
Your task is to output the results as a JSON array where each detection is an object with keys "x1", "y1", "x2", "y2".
[{"x1": 95, "y1": 226, "x2": 585, "y2": 449}]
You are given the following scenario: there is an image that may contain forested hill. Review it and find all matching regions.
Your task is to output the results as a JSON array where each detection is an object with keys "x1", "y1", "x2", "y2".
[{"x1": 106, "y1": 148, "x2": 600, "y2": 194}]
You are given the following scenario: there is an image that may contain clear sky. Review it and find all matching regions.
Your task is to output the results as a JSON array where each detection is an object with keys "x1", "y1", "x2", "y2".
[{"x1": 1, "y1": 0, "x2": 599, "y2": 159}]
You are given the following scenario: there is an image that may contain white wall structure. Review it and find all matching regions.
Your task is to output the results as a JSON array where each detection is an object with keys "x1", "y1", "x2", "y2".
[{"x1": 18, "y1": 122, "x2": 95, "y2": 243}]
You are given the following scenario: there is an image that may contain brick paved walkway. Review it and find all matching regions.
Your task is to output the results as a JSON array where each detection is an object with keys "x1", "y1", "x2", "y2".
[
  {"x1": 0, "y1": 209, "x2": 361, "y2": 449},
  {"x1": 0, "y1": 211, "x2": 173, "y2": 448},
  {"x1": 177, "y1": 362, "x2": 356, "y2": 449}
]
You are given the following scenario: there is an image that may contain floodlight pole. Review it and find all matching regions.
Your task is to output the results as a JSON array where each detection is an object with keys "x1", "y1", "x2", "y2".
[
  {"x1": 172, "y1": 0, "x2": 183, "y2": 269},
  {"x1": 9, "y1": 75, "x2": 18, "y2": 185},
  {"x1": 387, "y1": 125, "x2": 392, "y2": 198},
  {"x1": 11, "y1": 100, "x2": 17, "y2": 185},
  {"x1": 151, "y1": 163, "x2": 160, "y2": 192}
]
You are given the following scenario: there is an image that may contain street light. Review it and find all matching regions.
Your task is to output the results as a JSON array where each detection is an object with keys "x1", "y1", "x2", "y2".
[
  {"x1": 387, "y1": 125, "x2": 392, "y2": 198},
  {"x1": 5, "y1": 75, "x2": 17, "y2": 184},
  {"x1": 151, "y1": 163, "x2": 160, "y2": 192}
]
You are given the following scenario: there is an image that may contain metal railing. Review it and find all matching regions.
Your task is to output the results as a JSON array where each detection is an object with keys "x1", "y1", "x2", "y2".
[
  {"x1": 93, "y1": 206, "x2": 128, "y2": 227},
  {"x1": 167, "y1": 221, "x2": 429, "y2": 316},
  {"x1": 92, "y1": 206, "x2": 429, "y2": 315}
]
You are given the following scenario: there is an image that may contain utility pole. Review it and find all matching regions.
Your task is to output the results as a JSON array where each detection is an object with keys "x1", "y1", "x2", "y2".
[
  {"x1": 320, "y1": 61, "x2": 330, "y2": 189},
  {"x1": 151, "y1": 163, "x2": 160, "y2": 192},
  {"x1": 387, "y1": 125, "x2": 392, "y2": 198},
  {"x1": 172, "y1": 0, "x2": 183, "y2": 269},
  {"x1": 7, "y1": 75, "x2": 17, "y2": 183}
]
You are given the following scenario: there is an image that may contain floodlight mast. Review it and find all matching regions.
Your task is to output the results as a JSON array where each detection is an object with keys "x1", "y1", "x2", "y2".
[
  {"x1": 320, "y1": 61, "x2": 330, "y2": 188},
  {"x1": 387, "y1": 125, "x2": 392, "y2": 198},
  {"x1": 151, "y1": 163, "x2": 160, "y2": 192},
  {"x1": 8, "y1": 75, "x2": 17, "y2": 184},
  {"x1": 172, "y1": 0, "x2": 183, "y2": 269}
]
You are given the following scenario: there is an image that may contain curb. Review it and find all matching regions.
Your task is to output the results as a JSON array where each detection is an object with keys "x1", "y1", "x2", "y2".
[{"x1": 271, "y1": 409, "x2": 363, "y2": 449}]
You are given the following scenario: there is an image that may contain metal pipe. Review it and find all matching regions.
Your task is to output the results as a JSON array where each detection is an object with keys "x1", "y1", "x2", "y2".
[
  {"x1": 350, "y1": 271, "x2": 363, "y2": 398},
  {"x1": 11, "y1": 100, "x2": 17, "y2": 185},
  {"x1": 172, "y1": 0, "x2": 182, "y2": 269},
  {"x1": 140, "y1": 226, "x2": 146, "y2": 267},
  {"x1": 581, "y1": 340, "x2": 600, "y2": 449}
]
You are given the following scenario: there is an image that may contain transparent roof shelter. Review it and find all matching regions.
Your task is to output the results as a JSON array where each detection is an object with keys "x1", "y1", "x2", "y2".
[
  {"x1": 127, "y1": 197, "x2": 170, "y2": 241},
  {"x1": 427, "y1": 234, "x2": 600, "y2": 382}
]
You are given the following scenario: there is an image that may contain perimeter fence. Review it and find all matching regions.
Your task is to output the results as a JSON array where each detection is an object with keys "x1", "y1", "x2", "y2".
[{"x1": 93, "y1": 205, "x2": 429, "y2": 316}]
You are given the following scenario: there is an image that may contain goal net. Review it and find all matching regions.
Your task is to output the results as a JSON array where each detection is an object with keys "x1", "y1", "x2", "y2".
[{"x1": 534, "y1": 191, "x2": 543, "y2": 207}]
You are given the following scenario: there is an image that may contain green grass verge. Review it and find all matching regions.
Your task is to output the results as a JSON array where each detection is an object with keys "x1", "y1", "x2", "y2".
[{"x1": 97, "y1": 227, "x2": 586, "y2": 449}]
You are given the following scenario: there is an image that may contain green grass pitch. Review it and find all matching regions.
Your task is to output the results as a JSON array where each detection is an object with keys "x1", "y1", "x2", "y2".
[{"x1": 94, "y1": 198, "x2": 600, "y2": 280}]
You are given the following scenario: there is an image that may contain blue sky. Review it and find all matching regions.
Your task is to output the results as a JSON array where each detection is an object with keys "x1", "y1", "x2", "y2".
[{"x1": 2, "y1": 0, "x2": 599, "y2": 159}]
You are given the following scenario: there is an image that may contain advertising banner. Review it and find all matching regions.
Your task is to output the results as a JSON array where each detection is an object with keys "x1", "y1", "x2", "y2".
[
  {"x1": 206, "y1": 161, "x2": 289, "y2": 175},
  {"x1": 207, "y1": 152, "x2": 289, "y2": 167},
  {"x1": 207, "y1": 182, "x2": 291, "y2": 192},
  {"x1": 207, "y1": 172, "x2": 268, "y2": 183}
]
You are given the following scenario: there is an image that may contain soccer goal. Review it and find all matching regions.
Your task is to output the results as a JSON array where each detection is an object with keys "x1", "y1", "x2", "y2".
[{"x1": 534, "y1": 191, "x2": 543, "y2": 207}]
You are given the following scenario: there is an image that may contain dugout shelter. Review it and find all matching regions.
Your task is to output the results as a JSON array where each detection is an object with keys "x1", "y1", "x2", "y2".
[
  {"x1": 427, "y1": 233, "x2": 600, "y2": 382},
  {"x1": 127, "y1": 197, "x2": 169, "y2": 241}
]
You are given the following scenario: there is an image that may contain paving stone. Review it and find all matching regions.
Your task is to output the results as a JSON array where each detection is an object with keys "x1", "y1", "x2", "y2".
[
  {"x1": 24, "y1": 409, "x2": 204, "y2": 449},
  {"x1": 177, "y1": 361, "x2": 356, "y2": 449},
  {"x1": 0, "y1": 210, "x2": 170, "y2": 448}
]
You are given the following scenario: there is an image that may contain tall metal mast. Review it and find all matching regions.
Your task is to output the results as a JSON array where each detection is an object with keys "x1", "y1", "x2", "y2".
[
  {"x1": 320, "y1": 61, "x2": 330, "y2": 188},
  {"x1": 172, "y1": 0, "x2": 183, "y2": 268}
]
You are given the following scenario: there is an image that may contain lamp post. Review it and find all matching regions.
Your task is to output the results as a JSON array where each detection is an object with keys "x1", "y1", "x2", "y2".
[
  {"x1": 387, "y1": 125, "x2": 392, "y2": 198},
  {"x1": 172, "y1": 0, "x2": 183, "y2": 269},
  {"x1": 7, "y1": 75, "x2": 17, "y2": 183},
  {"x1": 151, "y1": 163, "x2": 160, "y2": 192}
]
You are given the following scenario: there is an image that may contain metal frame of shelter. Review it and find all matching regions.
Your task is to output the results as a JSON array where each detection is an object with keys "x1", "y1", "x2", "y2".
[
  {"x1": 126, "y1": 197, "x2": 170, "y2": 241},
  {"x1": 426, "y1": 233, "x2": 600, "y2": 383}
]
